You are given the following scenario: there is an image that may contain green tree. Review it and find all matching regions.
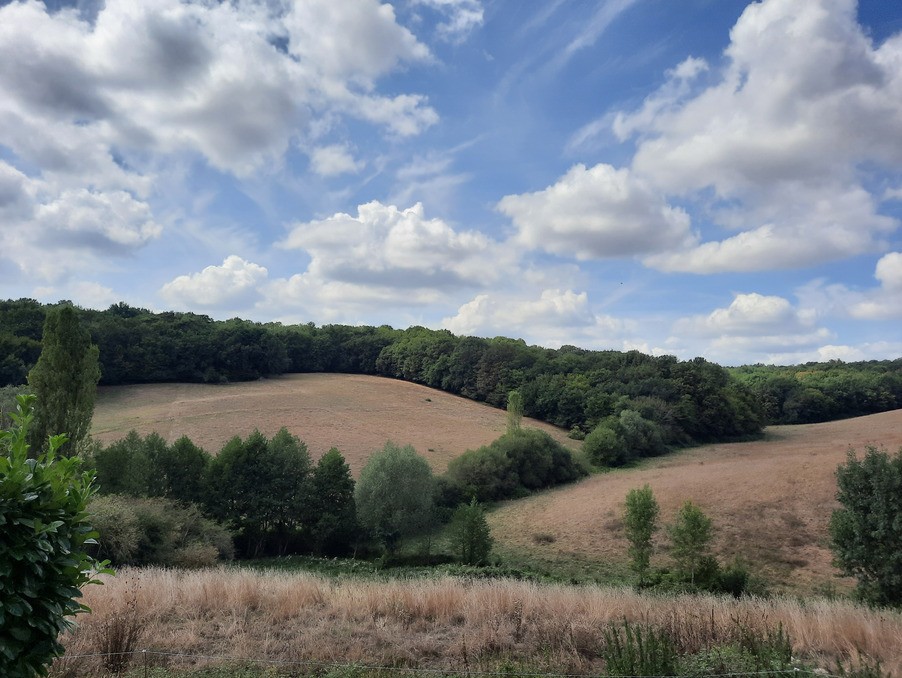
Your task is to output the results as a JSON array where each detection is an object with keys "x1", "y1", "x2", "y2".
[
  {"x1": 668, "y1": 500, "x2": 713, "y2": 584},
  {"x1": 449, "y1": 497, "x2": 493, "y2": 565},
  {"x1": 829, "y1": 446, "x2": 902, "y2": 606},
  {"x1": 27, "y1": 306, "x2": 100, "y2": 455},
  {"x1": 204, "y1": 429, "x2": 311, "y2": 557},
  {"x1": 584, "y1": 419, "x2": 628, "y2": 467},
  {"x1": 0, "y1": 394, "x2": 110, "y2": 678},
  {"x1": 355, "y1": 442, "x2": 436, "y2": 553},
  {"x1": 623, "y1": 484, "x2": 659, "y2": 585},
  {"x1": 310, "y1": 448, "x2": 358, "y2": 555},
  {"x1": 506, "y1": 389, "x2": 523, "y2": 434}
]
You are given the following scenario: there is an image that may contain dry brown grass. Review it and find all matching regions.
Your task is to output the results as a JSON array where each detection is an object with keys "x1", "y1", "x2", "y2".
[
  {"x1": 59, "y1": 567, "x2": 902, "y2": 675},
  {"x1": 91, "y1": 374, "x2": 576, "y2": 474},
  {"x1": 489, "y1": 409, "x2": 902, "y2": 594}
]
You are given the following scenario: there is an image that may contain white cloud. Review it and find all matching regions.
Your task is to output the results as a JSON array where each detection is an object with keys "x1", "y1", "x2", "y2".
[
  {"x1": 280, "y1": 201, "x2": 505, "y2": 290},
  {"x1": 498, "y1": 163, "x2": 694, "y2": 259},
  {"x1": 670, "y1": 292, "x2": 836, "y2": 364},
  {"x1": 310, "y1": 145, "x2": 364, "y2": 177},
  {"x1": 0, "y1": 0, "x2": 436, "y2": 187},
  {"x1": 674, "y1": 293, "x2": 815, "y2": 338},
  {"x1": 161, "y1": 256, "x2": 269, "y2": 309},
  {"x1": 413, "y1": 0, "x2": 484, "y2": 43},
  {"x1": 611, "y1": 0, "x2": 902, "y2": 272},
  {"x1": 441, "y1": 289, "x2": 636, "y2": 348},
  {"x1": 845, "y1": 252, "x2": 902, "y2": 320},
  {"x1": 0, "y1": 163, "x2": 161, "y2": 281}
]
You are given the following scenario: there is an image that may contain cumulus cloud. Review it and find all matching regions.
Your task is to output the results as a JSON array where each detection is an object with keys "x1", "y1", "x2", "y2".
[
  {"x1": 279, "y1": 201, "x2": 505, "y2": 290},
  {"x1": 441, "y1": 289, "x2": 636, "y2": 348},
  {"x1": 802, "y1": 252, "x2": 902, "y2": 320},
  {"x1": 670, "y1": 292, "x2": 836, "y2": 364},
  {"x1": 0, "y1": 160, "x2": 161, "y2": 281},
  {"x1": 161, "y1": 255, "x2": 269, "y2": 309},
  {"x1": 0, "y1": 0, "x2": 439, "y2": 282},
  {"x1": 498, "y1": 163, "x2": 694, "y2": 259},
  {"x1": 613, "y1": 0, "x2": 902, "y2": 272}
]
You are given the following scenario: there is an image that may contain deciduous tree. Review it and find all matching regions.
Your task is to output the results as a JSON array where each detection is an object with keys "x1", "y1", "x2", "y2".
[
  {"x1": 355, "y1": 442, "x2": 435, "y2": 553},
  {"x1": 623, "y1": 484, "x2": 659, "y2": 585},
  {"x1": 668, "y1": 500, "x2": 713, "y2": 584},
  {"x1": 829, "y1": 446, "x2": 902, "y2": 606}
]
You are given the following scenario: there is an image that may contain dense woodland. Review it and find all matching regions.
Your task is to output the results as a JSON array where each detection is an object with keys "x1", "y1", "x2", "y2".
[{"x1": 2, "y1": 299, "x2": 901, "y2": 441}]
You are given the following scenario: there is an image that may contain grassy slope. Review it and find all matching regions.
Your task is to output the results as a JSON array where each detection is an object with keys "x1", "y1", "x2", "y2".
[
  {"x1": 489, "y1": 408, "x2": 902, "y2": 593},
  {"x1": 91, "y1": 373, "x2": 577, "y2": 475},
  {"x1": 93, "y1": 374, "x2": 902, "y2": 593}
]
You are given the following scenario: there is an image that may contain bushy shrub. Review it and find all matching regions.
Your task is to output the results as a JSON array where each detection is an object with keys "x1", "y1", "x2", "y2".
[
  {"x1": 445, "y1": 429, "x2": 586, "y2": 502},
  {"x1": 88, "y1": 495, "x2": 233, "y2": 567},
  {"x1": 585, "y1": 410, "x2": 667, "y2": 468}
]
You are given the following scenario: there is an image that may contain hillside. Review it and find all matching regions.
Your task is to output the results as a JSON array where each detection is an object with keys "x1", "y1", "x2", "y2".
[
  {"x1": 488, "y1": 408, "x2": 902, "y2": 593},
  {"x1": 91, "y1": 373, "x2": 577, "y2": 474}
]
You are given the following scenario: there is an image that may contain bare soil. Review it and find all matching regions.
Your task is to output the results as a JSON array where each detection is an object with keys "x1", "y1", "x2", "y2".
[
  {"x1": 489, "y1": 408, "x2": 902, "y2": 593},
  {"x1": 91, "y1": 374, "x2": 576, "y2": 474}
]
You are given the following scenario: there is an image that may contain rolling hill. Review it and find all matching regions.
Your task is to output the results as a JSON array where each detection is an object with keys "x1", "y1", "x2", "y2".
[
  {"x1": 92, "y1": 373, "x2": 902, "y2": 592},
  {"x1": 91, "y1": 373, "x2": 577, "y2": 474}
]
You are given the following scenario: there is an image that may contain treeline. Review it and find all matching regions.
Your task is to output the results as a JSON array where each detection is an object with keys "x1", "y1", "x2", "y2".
[
  {"x1": 1, "y1": 299, "x2": 767, "y2": 444},
  {"x1": 730, "y1": 361, "x2": 902, "y2": 424},
  {"x1": 84, "y1": 423, "x2": 584, "y2": 566},
  {"x1": 4, "y1": 298, "x2": 899, "y2": 436}
]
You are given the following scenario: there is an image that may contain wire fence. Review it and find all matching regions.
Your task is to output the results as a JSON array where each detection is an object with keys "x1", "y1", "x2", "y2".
[{"x1": 54, "y1": 648, "x2": 845, "y2": 678}]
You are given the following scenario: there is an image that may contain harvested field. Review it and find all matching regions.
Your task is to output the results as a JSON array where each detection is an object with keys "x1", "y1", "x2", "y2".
[
  {"x1": 91, "y1": 374, "x2": 576, "y2": 474},
  {"x1": 489, "y1": 408, "x2": 902, "y2": 593}
]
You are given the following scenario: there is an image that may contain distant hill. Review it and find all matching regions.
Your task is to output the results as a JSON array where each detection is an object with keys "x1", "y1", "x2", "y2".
[
  {"x1": 91, "y1": 373, "x2": 577, "y2": 475},
  {"x1": 488, "y1": 408, "x2": 902, "y2": 593}
]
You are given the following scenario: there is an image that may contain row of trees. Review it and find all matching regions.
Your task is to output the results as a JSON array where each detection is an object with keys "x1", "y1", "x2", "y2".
[{"x1": 0, "y1": 299, "x2": 769, "y2": 446}]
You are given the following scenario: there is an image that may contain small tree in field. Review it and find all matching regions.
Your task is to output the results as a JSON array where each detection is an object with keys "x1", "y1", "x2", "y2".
[
  {"x1": 623, "y1": 484, "x2": 659, "y2": 585},
  {"x1": 506, "y1": 390, "x2": 523, "y2": 434},
  {"x1": 449, "y1": 498, "x2": 493, "y2": 565},
  {"x1": 829, "y1": 446, "x2": 902, "y2": 606},
  {"x1": 668, "y1": 500, "x2": 713, "y2": 584},
  {"x1": 0, "y1": 395, "x2": 109, "y2": 677}
]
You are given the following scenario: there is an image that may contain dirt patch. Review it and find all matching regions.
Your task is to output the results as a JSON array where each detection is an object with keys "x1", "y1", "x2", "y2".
[
  {"x1": 91, "y1": 374, "x2": 577, "y2": 475},
  {"x1": 488, "y1": 409, "x2": 902, "y2": 593}
]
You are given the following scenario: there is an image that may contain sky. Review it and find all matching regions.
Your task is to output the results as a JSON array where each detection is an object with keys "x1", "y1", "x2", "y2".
[{"x1": 1, "y1": 0, "x2": 901, "y2": 366}]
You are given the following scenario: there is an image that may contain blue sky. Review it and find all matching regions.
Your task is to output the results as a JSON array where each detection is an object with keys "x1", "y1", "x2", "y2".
[{"x1": 1, "y1": 0, "x2": 900, "y2": 365}]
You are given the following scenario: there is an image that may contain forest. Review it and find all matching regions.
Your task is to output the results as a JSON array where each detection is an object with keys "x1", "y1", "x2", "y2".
[{"x1": 2, "y1": 299, "x2": 900, "y2": 442}]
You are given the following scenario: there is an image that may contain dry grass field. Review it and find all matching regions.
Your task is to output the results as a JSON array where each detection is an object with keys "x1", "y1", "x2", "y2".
[
  {"x1": 57, "y1": 567, "x2": 902, "y2": 676},
  {"x1": 489, "y1": 409, "x2": 902, "y2": 593},
  {"x1": 91, "y1": 374, "x2": 576, "y2": 474},
  {"x1": 93, "y1": 375, "x2": 902, "y2": 593}
]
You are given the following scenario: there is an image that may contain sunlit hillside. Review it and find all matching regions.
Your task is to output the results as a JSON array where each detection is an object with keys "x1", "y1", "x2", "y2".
[
  {"x1": 488, "y1": 409, "x2": 902, "y2": 593},
  {"x1": 91, "y1": 373, "x2": 577, "y2": 474}
]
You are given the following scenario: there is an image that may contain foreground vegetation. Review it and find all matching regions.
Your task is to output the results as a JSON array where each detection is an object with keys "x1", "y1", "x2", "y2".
[{"x1": 50, "y1": 567, "x2": 902, "y2": 677}]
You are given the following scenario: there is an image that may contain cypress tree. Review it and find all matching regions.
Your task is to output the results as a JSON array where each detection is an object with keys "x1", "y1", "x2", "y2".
[{"x1": 27, "y1": 306, "x2": 100, "y2": 455}]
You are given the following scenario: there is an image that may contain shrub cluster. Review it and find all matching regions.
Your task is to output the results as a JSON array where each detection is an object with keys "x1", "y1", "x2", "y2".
[{"x1": 444, "y1": 428, "x2": 587, "y2": 502}]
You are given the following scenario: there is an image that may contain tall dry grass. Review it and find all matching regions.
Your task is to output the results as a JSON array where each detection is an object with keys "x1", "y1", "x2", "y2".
[{"x1": 55, "y1": 567, "x2": 902, "y2": 676}]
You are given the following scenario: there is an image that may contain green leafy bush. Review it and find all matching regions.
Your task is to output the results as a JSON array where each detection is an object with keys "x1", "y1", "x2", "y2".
[
  {"x1": 0, "y1": 394, "x2": 110, "y2": 678},
  {"x1": 444, "y1": 429, "x2": 586, "y2": 502}
]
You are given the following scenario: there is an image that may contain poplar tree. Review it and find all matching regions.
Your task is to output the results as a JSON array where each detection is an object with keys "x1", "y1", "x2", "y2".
[
  {"x1": 27, "y1": 306, "x2": 100, "y2": 456},
  {"x1": 623, "y1": 484, "x2": 659, "y2": 585}
]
